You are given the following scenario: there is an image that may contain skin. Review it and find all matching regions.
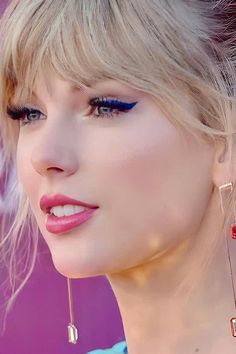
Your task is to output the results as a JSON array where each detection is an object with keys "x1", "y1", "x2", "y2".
[{"x1": 15, "y1": 74, "x2": 236, "y2": 353}]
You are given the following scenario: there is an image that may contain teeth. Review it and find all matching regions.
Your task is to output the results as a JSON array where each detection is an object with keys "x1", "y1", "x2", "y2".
[{"x1": 50, "y1": 204, "x2": 87, "y2": 217}]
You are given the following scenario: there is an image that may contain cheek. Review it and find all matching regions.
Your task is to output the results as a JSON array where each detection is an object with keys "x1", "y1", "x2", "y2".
[
  {"x1": 16, "y1": 142, "x2": 40, "y2": 207},
  {"x1": 90, "y1": 122, "x2": 214, "y2": 254},
  {"x1": 17, "y1": 144, "x2": 29, "y2": 185}
]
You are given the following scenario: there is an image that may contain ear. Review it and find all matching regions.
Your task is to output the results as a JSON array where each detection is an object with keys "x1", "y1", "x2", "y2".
[{"x1": 212, "y1": 137, "x2": 235, "y2": 188}]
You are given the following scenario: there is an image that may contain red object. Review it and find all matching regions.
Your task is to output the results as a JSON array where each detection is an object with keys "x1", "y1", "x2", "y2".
[
  {"x1": 39, "y1": 194, "x2": 99, "y2": 213},
  {"x1": 230, "y1": 318, "x2": 236, "y2": 337},
  {"x1": 230, "y1": 223, "x2": 236, "y2": 239},
  {"x1": 45, "y1": 208, "x2": 98, "y2": 234}
]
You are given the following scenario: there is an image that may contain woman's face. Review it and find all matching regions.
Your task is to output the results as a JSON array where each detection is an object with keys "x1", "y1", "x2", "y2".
[{"x1": 16, "y1": 74, "x2": 215, "y2": 277}]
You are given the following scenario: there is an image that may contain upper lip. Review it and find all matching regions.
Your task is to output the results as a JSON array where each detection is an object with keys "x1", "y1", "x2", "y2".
[{"x1": 39, "y1": 194, "x2": 99, "y2": 214}]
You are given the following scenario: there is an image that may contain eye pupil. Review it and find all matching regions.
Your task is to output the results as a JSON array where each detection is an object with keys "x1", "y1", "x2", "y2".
[
  {"x1": 28, "y1": 112, "x2": 39, "y2": 121},
  {"x1": 98, "y1": 107, "x2": 111, "y2": 114}
]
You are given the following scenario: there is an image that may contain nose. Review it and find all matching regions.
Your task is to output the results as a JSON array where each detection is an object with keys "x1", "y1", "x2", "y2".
[{"x1": 30, "y1": 119, "x2": 79, "y2": 178}]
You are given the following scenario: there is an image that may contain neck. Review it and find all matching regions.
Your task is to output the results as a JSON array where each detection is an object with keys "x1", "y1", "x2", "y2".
[{"x1": 107, "y1": 190, "x2": 236, "y2": 354}]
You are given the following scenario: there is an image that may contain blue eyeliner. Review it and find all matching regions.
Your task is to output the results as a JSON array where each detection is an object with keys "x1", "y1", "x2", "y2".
[
  {"x1": 6, "y1": 97, "x2": 138, "y2": 123},
  {"x1": 90, "y1": 98, "x2": 138, "y2": 111}
]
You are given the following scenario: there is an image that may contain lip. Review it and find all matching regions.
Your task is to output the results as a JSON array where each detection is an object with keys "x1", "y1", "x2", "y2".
[
  {"x1": 45, "y1": 208, "x2": 98, "y2": 234},
  {"x1": 40, "y1": 194, "x2": 99, "y2": 214}
]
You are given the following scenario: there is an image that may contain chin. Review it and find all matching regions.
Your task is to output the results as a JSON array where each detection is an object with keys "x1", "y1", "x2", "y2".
[{"x1": 50, "y1": 252, "x2": 110, "y2": 279}]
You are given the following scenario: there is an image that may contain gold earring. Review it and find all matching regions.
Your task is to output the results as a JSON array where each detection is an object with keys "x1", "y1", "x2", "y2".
[
  {"x1": 67, "y1": 277, "x2": 78, "y2": 344},
  {"x1": 218, "y1": 182, "x2": 236, "y2": 337}
]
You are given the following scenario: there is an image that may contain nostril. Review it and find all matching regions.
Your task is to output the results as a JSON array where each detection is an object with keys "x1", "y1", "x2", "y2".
[
  {"x1": 47, "y1": 167, "x2": 64, "y2": 172},
  {"x1": 31, "y1": 150, "x2": 79, "y2": 177}
]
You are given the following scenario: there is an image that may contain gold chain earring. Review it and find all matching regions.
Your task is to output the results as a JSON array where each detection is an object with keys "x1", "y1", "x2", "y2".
[
  {"x1": 218, "y1": 182, "x2": 236, "y2": 337},
  {"x1": 67, "y1": 277, "x2": 78, "y2": 344}
]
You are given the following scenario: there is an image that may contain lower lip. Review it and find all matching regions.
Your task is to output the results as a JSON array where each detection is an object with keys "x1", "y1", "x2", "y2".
[{"x1": 45, "y1": 208, "x2": 98, "y2": 234}]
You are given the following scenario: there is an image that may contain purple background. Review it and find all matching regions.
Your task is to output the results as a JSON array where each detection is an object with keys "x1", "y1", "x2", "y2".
[
  {"x1": 0, "y1": 1, "x2": 125, "y2": 353},
  {"x1": 0, "y1": 236, "x2": 125, "y2": 354}
]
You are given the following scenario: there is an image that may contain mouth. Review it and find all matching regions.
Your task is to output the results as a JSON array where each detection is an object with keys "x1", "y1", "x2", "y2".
[
  {"x1": 48, "y1": 204, "x2": 93, "y2": 217},
  {"x1": 40, "y1": 193, "x2": 99, "y2": 214},
  {"x1": 39, "y1": 193, "x2": 99, "y2": 235}
]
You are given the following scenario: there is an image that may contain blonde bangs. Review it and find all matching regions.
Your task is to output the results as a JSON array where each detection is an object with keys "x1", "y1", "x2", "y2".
[{"x1": 0, "y1": 0, "x2": 234, "y2": 148}]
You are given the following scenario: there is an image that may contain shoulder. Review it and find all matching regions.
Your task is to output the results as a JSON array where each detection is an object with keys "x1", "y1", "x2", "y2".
[{"x1": 86, "y1": 340, "x2": 128, "y2": 354}]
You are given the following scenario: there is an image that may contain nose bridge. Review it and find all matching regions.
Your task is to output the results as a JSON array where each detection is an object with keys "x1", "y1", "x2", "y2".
[{"x1": 31, "y1": 111, "x2": 79, "y2": 176}]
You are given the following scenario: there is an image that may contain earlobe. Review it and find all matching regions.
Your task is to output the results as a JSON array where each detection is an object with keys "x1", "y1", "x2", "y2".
[{"x1": 212, "y1": 137, "x2": 235, "y2": 188}]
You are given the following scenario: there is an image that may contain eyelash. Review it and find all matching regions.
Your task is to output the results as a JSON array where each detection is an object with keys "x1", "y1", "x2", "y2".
[{"x1": 6, "y1": 97, "x2": 138, "y2": 126}]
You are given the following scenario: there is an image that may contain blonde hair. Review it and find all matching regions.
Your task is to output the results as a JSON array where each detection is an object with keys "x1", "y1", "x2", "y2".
[{"x1": 0, "y1": 0, "x2": 236, "y2": 332}]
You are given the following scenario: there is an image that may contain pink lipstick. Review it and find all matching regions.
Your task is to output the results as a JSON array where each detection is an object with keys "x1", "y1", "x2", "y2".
[
  {"x1": 45, "y1": 208, "x2": 98, "y2": 234},
  {"x1": 39, "y1": 194, "x2": 99, "y2": 235}
]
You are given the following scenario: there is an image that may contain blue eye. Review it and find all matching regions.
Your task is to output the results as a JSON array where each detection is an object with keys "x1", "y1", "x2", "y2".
[
  {"x1": 6, "y1": 106, "x2": 46, "y2": 126},
  {"x1": 89, "y1": 97, "x2": 138, "y2": 119},
  {"x1": 6, "y1": 97, "x2": 138, "y2": 125}
]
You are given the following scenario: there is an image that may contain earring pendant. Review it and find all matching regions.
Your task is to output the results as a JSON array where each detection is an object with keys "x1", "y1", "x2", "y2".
[
  {"x1": 68, "y1": 323, "x2": 78, "y2": 344},
  {"x1": 230, "y1": 223, "x2": 236, "y2": 239},
  {"x1": 230, "y1": 318, "x2": 236, "y2": 337}
]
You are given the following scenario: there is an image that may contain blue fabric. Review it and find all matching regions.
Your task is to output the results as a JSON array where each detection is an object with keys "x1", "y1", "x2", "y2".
[{"x1": 87, "y1": 340, "x2": 128, "y2": 354}]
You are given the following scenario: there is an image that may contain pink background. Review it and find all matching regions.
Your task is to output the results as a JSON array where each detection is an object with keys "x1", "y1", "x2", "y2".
[{"x1": 0, "y1": 1, "x2": 125, "y2": 353}]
